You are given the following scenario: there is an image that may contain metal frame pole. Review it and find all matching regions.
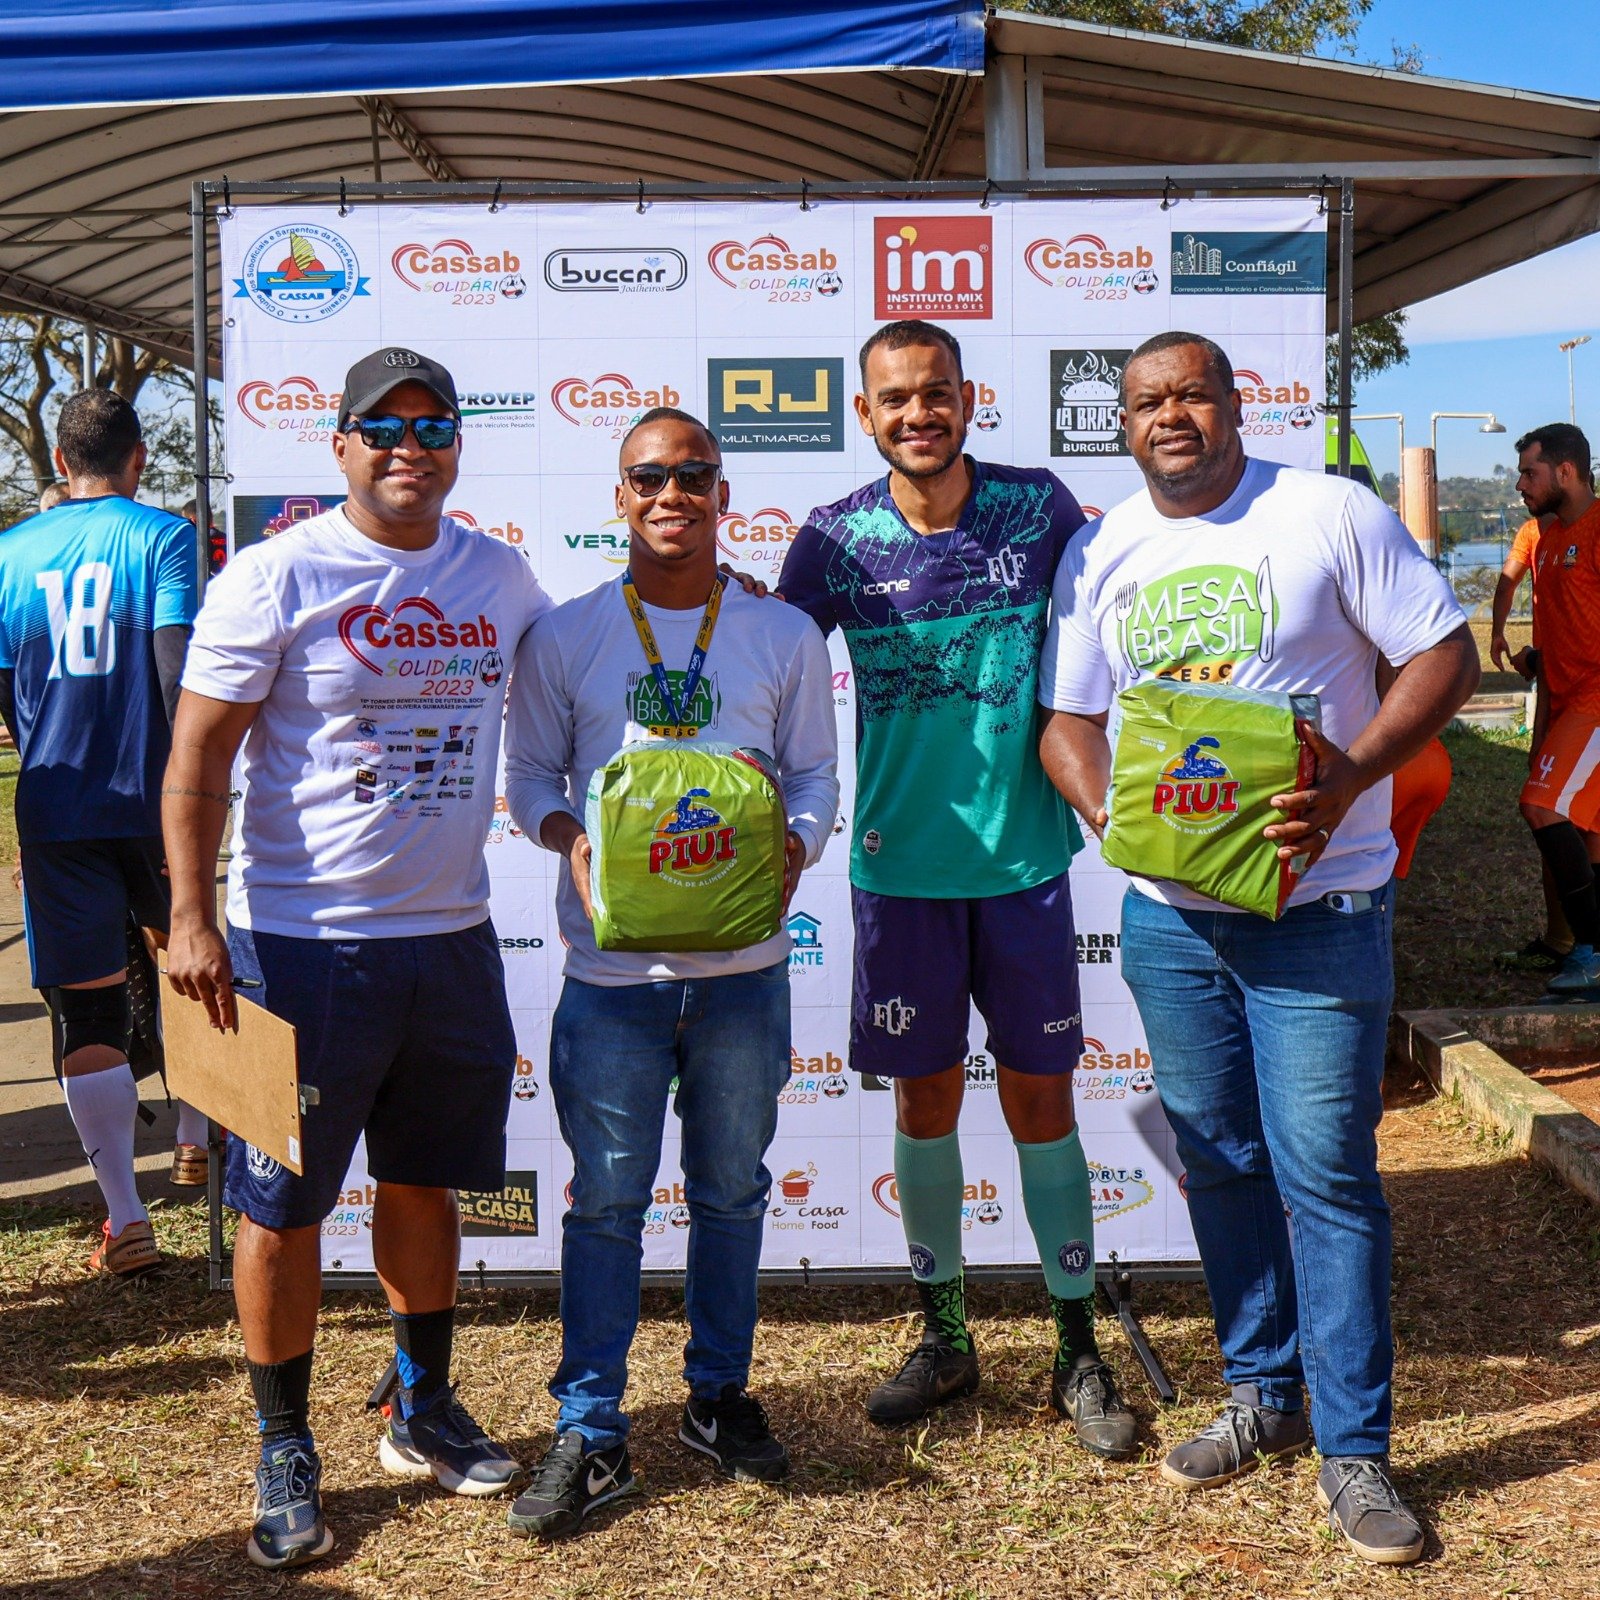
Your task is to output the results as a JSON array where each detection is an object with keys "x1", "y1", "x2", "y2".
[
  {"x1": 190, "y1": 182, "x2": 212, "y2": 605},
  {"x1": 1337, "y1": 177, "x2": 1354, "y2": 478}
]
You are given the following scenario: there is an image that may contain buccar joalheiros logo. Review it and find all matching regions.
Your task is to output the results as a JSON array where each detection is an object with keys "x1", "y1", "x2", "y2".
[
  {"x1": 874, "y1": 216, "x2": 992, "y2": 320},
  {"x1": 707, "y1": 358, "x2": 844, "y2": 452},
  {"x1": 235, "y1": 224, "x2": 369, "y2": 323},
  {"x1": 544, "y1": 247, "x2": 687, "y2": 293}
]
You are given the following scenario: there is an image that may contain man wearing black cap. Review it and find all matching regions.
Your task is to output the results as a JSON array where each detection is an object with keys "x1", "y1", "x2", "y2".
[{"x1": 163, "y1": 347, "x2": 552, "y2": 1570}]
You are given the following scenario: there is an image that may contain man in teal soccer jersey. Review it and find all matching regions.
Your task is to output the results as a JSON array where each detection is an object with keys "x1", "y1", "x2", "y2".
[{"x1": 778, "y1": 321, "x2": 1136, "y2": 1456}]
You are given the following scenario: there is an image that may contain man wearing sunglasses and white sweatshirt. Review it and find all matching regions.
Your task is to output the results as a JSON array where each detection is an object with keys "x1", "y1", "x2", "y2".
[{"x1": 163, "y1": 346, "x2": 551, "y2": 1571}]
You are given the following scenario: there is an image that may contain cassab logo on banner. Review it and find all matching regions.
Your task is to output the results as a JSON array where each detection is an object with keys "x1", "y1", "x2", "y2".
[
  {"x1": 1171, "y1": 231, "x2": 1327, "y2": 295},
  {"x1": 707, "y1": 358, "x2": 844, "y2": 452},
  {"x1": 1023, "y1": 232, "x2": 1159, "y2": 300},
  {"x1": 872, "y1": 1172, "x2": 1004, "y2": 1229},
  {"x1": 236, "y1": 224, "x2": 369, "y2": 323},
  {"x1": 1234, "y1": 368, "x2": 1317, "y2": 438},
  {"x1": 235, "y1": 375, "x2": 340, "y2": 441},
  {"x1": 716, "y1": 505, "x2": 798, "y2": 570},
  {"x1": 544, "y1": 247, "x2": 687, "y2": 294},
  {"x1": 1051, "y1": 350, "x2": 1131, "y2": 457},
  {"x1": 874, "y1": 216, "x2": 992, "y2": 320},
  {"x1": 391, "y1": 237, "x2": 527, "y2": 301},
  {"x1": 550, "y1": 372, "x2": 681, "y2": 437},
  {"x1": 707, "y1": 234, "x2": 844, "y2": 299},
  {"x1": 447, "y1": 508, "x2": 528, "y2": 549}
]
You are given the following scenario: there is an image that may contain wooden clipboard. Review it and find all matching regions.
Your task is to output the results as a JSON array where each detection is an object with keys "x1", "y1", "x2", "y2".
[{"x1": 160, "y1": 988, "x2": 305, "y2": 1175}]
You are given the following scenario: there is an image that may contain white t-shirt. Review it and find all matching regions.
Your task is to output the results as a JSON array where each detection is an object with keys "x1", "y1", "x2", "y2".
[
  {"x1": 503, "y1": 577, "x2": 839, "y2": 985},
  {"x1": 183, "y1": 507, "x2": 551, "y2": 937},
  {"x1": 1039, "y1": 458, "x2": 1465, "y2": 910}
]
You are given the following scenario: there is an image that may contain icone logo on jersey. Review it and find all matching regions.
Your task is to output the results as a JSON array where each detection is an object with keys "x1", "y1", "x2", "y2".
[
  {"x1": 338, "y1": 595, "x2": 500, "y2": 684},
  {"x1": 1233, "y1": 367, "x2": 1317, "y2": 435},
  {"x1": 447, "y1": 508, "x2": 526, "y2": 548},
  {"x1": 874, "y1": 216, "x2": 992, "y2": 320},
  {"x1": 716, "y1": 506, "x2": 797, "y2": 569},
  {"x1": 235, "y1": 224, "x2": 369, "y2": 323},
  {"x1": 1024, "y1": 233, "x2": 1159, "y2": 297},
  {"x1": 1153, "y1": 737, "x2": 1241, "y2": 834},
  {"x1": 550, "y1": 373, "x2": 681, "y2": 429},
  {"x1": 707, "y1": 234, "x2": 843, "y2": 295},
  {"x1": 236, "y1": 375, "x2": 341, "y2": 437},
  {"x1": 648, "y1": 790, "x2": 739, "y2": 881},
  {"x1": 391, "y1": 238, "x2": 525, "y2": 299}
]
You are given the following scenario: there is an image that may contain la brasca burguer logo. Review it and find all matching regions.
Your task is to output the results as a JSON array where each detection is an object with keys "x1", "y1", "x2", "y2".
[{"x1": 1118, "y1": 560, "x2": 1279, "y2": 683}]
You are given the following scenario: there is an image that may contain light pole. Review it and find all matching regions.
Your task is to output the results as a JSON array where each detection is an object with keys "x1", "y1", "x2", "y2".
[
  {"x1": 1430, "y1": 412, "x2": 1507, "y2": 454},
  {"x1": 1559, "y1": 335, "x2": 1591, "y2": 425},
  {"x1": 1353, "y1": 412, "x2": 1404, "y2": 503}
]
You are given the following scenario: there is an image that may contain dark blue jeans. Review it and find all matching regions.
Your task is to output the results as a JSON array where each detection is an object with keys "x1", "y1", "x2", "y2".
[
  {"x1": 548, "y1": 962, "x2": 790, "y2": 1447},
  {"x1": 1120, "y1": 884, "x2": 1395, "y2": 1459}
]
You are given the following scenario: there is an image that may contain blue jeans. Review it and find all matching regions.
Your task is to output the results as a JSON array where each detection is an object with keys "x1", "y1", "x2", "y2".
[
  {"x1": 1120, "y1": 884, "x2": 1395, "y2": 1459},
  {"x1": 548, "y1": 962, "x2": 790, "y2": 1446}
]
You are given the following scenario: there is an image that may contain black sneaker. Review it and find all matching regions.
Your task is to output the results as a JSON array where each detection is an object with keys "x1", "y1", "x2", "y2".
[
  {"x1": 864, "y1": 1335, "x2": 980, "y2": 1427},
  {"x1": 378, "y1": 1383, "x2": 523, "y2": 1497},
  {"x1": 1049, "y1": 1355, "x2": 1139, "y2": 1460},
  {"x1": 1318, "y1": 1456, "x2": 1425, "y2": 1565},
  {"x1": 1159, "y1": 1391, "x2": 1311, "y2": 1490},
  {"x1": 679, "y1": 1384, "x2": 789, "y2": 1483},
  {"x1": 506, "y1": 1430, "x2": 636, "y2": 1541}
]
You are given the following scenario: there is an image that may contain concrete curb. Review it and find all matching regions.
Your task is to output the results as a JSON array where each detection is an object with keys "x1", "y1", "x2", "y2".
[{"x1": 1391, "y1": 1007, "x2": 1600, "y2": 1208}]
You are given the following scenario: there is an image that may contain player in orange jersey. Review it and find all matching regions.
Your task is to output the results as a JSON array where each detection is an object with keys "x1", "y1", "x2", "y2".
[{"x1": 1514, "y1": 425, "x2": 1600, "y2": 996}]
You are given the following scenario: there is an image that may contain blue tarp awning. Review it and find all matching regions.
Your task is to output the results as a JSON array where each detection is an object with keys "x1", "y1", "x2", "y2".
[{"x1": 0, "y1": 0, "x2": 984, "y2": 112}]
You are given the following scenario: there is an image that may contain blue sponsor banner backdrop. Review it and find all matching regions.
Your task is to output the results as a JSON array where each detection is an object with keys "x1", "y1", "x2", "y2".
[{"x1": 221, "y1": 197, "x2": 1326, "y2": 1276}]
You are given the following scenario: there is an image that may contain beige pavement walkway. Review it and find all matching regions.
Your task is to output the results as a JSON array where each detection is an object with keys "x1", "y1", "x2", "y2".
[{"x1": 0, "y1": 878, "x2": 177, "y2": 1211}]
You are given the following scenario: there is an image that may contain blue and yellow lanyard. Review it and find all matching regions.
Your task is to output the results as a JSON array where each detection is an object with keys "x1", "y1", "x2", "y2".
[{"x1": 621, "y1": 570, "x2": 727, "y2": 738}]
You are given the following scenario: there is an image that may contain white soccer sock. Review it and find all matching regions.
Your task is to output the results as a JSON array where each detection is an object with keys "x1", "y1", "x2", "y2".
[
  {"x1": 63, "y1": 1064, "x2": 147, "y2": 1233},
  {"x1": 174, "y1": 1099, "x2": 208, "y2": 1148}
]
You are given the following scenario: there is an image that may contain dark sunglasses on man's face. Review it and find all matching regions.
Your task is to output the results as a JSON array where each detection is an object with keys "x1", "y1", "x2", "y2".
[
  {"x1": 621, "y1": 460, "x2": 721, "y2": 498},
  {"x1": 344, "y1": 414, "x2": 461, "y2": 451}
]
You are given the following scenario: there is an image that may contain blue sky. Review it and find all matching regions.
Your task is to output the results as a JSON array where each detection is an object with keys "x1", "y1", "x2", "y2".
[{"x1": 1327, "y1": 2, "x2": 1600, "y2": 479}]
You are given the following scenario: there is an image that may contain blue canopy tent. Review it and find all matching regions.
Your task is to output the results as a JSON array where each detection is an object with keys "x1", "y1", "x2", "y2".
[{"x1": 0, "y1": 0, "x2": 983, "y2": 108}]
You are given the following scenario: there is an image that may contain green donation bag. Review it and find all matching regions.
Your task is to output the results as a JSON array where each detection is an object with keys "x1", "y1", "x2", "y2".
[
  {"x1": 1100, "y1": 680, "x2": 1319, "y2": 919},
  {"x1": 586, "y1": 741, "x2": 788, "y2": 952}
]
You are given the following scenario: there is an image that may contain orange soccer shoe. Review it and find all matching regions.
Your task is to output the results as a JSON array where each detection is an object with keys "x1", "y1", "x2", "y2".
[{"x1": 88, "y1": 1218, "x2": 161, "y2": 1277}]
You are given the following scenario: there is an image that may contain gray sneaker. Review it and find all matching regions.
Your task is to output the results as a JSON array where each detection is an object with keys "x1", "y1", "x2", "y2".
[
  {"x1": 1318, "y1": 1456, "x2": 1425, "y2": 1565},
  {"x1": 1159, "y1": 1388, "x2": 1311, "y2": 1490}
]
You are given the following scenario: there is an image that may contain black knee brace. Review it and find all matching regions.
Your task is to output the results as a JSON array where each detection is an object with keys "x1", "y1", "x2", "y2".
[{"x1": 59, "y1": 982, "x2": 129, "y2": 1056}]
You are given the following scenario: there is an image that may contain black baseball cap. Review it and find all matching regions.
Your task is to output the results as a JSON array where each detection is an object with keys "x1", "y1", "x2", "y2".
[{"x1": 339, "y1": 347, "x2": 460, "y2": 428}]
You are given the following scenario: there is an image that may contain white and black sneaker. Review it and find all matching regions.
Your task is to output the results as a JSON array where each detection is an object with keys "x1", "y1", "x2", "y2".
[
  {"x1": 678, "y1": 1384, "x2": 790, "y2": 1483},
  {"x1": 506, "y1": 1430, "x2": 636, "y2": 1541}
]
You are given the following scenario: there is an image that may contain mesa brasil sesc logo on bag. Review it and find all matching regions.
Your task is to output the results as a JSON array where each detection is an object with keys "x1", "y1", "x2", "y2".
[{"x1": 235, "y1": 224, "x2": 370, "y2": 323}]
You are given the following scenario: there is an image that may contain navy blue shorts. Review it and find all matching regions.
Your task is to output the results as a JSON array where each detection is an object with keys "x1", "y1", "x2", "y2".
[
  {"x1": 22, "y1": 835, "x2": 168, "y2": 988},
  {"x1": 222, "y1": 920, "x2": 516, "y2": 1230},
  {"x1": 850, "y1": 872, "x2": 1083, "y2": 1079}
]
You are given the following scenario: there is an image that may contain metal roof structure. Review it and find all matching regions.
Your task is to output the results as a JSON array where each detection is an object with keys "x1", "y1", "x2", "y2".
[{"x1": 0, "y1": 7, "x2": 1596, "y2": 373}]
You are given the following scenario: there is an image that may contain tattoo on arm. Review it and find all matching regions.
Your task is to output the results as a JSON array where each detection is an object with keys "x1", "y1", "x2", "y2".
[{"x1": 161, "y1": 784, "x2": 232, "y2": 806}]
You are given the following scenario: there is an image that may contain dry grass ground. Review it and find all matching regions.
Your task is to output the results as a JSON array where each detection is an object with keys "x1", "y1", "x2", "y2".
[
  {"x1": 2, "y1": 1087, "x2": 1598, "y2": 1600},
  {"x1": 1, "y1": 735, "x2": 1596, "y2": 1599}
]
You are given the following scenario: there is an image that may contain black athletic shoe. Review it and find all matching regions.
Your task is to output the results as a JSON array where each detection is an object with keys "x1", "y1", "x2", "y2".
[
  {"x1": 506, "y1": 1430, "x2": 636, "y2": 1541},
  {"x1": 678, "y1": 1384, "x2": 789, "y2": 1483},
  {"x1": 864, "y1": 1335, "x2": 980, "y2": 1427},
  {"x1": 1049, "y1": 1355, "x2": 1139, "y2": 1460}
]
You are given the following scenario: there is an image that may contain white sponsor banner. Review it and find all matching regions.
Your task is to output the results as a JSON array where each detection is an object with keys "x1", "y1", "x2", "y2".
[{"x1": 223, "y1": 198, "x2": 1328, "y2": 1278}]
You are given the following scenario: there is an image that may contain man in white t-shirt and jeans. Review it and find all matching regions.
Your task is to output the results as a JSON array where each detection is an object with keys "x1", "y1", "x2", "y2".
[
  {"x1": 1038, "y1": 332, "x2": 1478, "y2": 1566},
  {"x1": 163, "y1": 347, "x2": 551, "y2": 1570},
  {"x1": 501, "y1": 406, "x2": 838, "y2": 1540}
]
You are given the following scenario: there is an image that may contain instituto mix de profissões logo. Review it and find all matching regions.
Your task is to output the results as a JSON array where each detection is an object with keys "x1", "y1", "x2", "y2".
[{"x1": 235, "y1": 224, "x2": 369, "y2": 323}]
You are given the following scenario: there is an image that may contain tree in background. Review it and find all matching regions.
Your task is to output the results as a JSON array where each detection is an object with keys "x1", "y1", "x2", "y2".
[
  {"x1": 0, "y1": 312, "x2": 217, "y2": 528},
  {"x1": 1023, "y1": 0, "x2": 1410, "y2": 398}
]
